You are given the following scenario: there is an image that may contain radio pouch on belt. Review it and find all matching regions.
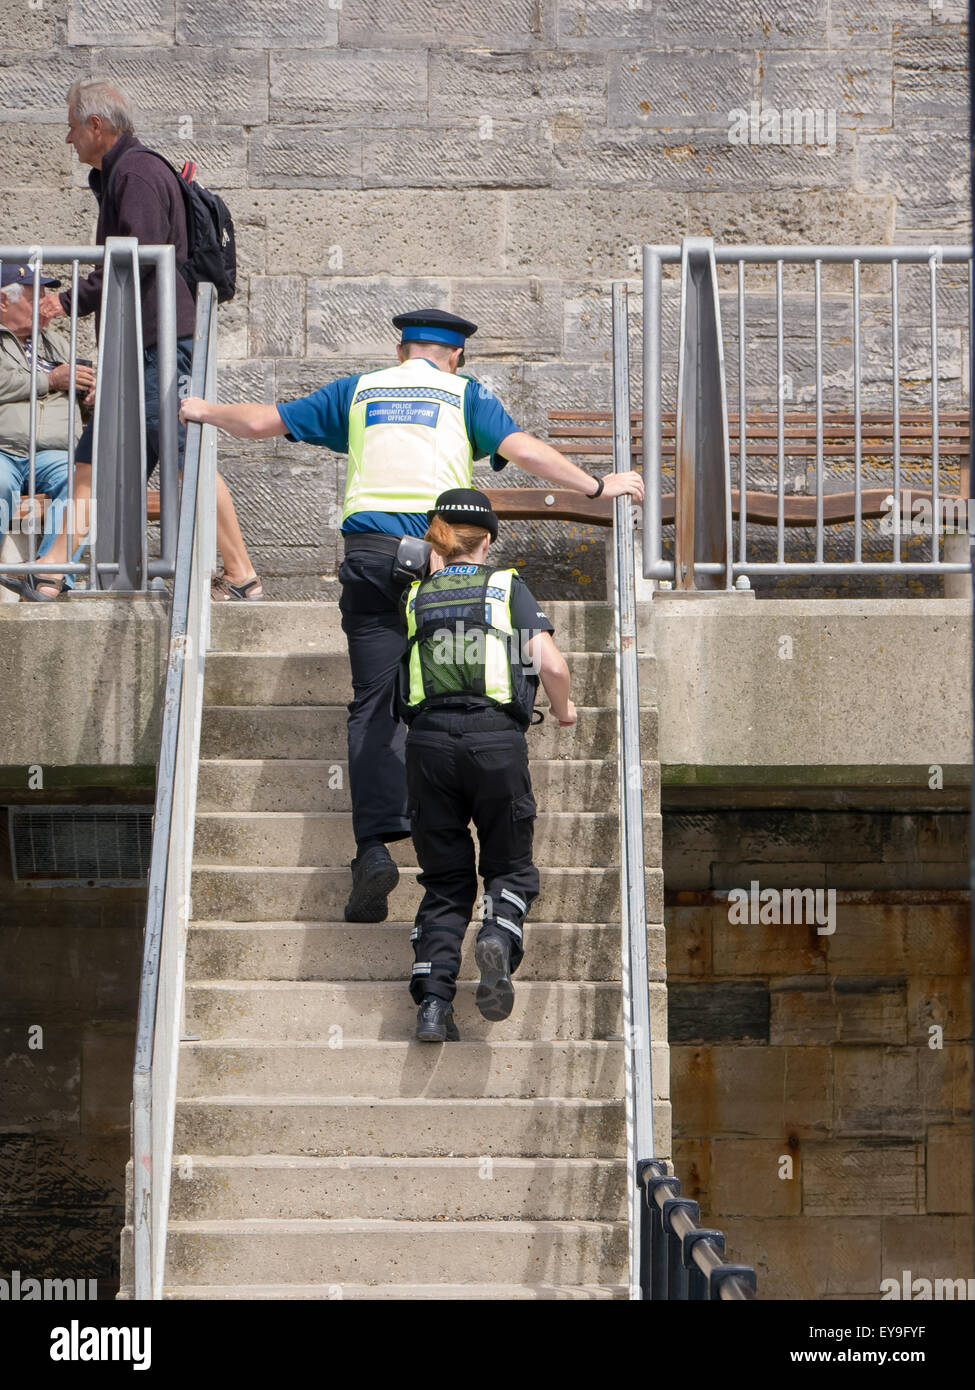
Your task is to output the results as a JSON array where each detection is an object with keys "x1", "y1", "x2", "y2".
[{"x1": 392, "y1": 535, "x2": 431, "y2": 584}]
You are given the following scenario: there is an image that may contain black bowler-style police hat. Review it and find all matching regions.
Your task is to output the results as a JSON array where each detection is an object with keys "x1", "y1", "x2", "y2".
[
  {"x1": 0, "y1": 262, "x2": 60, "y2": 289},
  {"x1": 392, "y1": 308, "x2": 478, "y2": 349},
  {"x1": 429, "y1": 487, "x2": 499, "y2": 541}
]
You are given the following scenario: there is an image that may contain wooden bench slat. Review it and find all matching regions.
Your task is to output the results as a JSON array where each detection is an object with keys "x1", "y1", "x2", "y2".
[
  {"x1": 486, "y1": 486, "x2": 939, "y2": 529},
  {"x1": 549, "y1": 409, "x2": 969, "y2": 425},
  {"x1": 548, "y1": 442, "x2": 970, "y2": 460},
  {"x1": 14, "y1": 491, "x2": 162, "y2": 522},
  {"x1": 549, "y1": 424, "x2": 969, "y2": 441}
]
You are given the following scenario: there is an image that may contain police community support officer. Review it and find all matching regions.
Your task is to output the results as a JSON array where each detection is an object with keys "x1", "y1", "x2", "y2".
[
  {"x1": 179, "y1": 308, "x2": 645, "y2": 922},
  {"x1": 403, "y1": 487, "x2": 575, "y2": 1043}
]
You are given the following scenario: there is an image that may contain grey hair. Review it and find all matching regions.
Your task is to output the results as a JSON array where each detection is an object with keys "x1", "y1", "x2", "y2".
[
  {"x1": 1, "y1": 281, "x2": 27, "y2": 301},
  {"x1": 67, "y1": 80, "x2": 135, "y2": 134}
]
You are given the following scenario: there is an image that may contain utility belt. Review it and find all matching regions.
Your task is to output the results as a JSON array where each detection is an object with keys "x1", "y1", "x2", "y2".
[
  {"x1": 408, "y1": 694, "x2": 543, "y2": 730},
  {"x1": 343, "y1": 531, "x2": 430, "y2": 583}
]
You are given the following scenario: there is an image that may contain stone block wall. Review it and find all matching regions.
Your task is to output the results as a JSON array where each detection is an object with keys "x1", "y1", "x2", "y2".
[
  {"x1": 664, "y1": 808, "x2": 972, "y2": 1300},
  {"x1": 0, "y1": 802, "x2": 147, "y2": 1300},
  {"x1": 2, "y1": 2, "x2": 969, "y2": 594}
]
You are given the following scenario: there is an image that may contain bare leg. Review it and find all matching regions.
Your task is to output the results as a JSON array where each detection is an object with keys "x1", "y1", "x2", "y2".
[
  {"x1": 216, "y1": 471, "x2": 262, "y2": 592},
  {"x1": 38, "y1": 463, "x2": 92, "y2": 588}
]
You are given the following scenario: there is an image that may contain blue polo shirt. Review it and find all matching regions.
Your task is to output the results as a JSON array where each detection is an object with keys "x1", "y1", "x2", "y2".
[{"x1": 276, "y1": 361, "x2": 520, "y2": 537}]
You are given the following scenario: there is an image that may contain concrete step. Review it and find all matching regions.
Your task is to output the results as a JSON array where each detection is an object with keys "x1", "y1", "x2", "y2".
[
  {"x1": 196, "y1": 757, "x2": 661, "y2": 814},
  {"x1": 209, "y1": 601, "x2": 621, "y2": 656},
  {"x1": 199, "y1": 705, "x2": 658, "y2": 762},
  {"x1": 147, "y1": 1282, "x2": 627, "y2": 1300},
  {"x1": 193, "y1": 810, "x2": 662, "y2": 870},
  {"x1": 183, "y1": 980, "x2": 667, "y2": 1043},
  {"x1": 176, "y1": 1039, "x2": 669, "y2": 1101},
  {"x1": 173, "y1": 1097, "x2": 625, "y2": 1158},
  {"x1": 189, "y1": 865, "x2": 664, "y2": 924},
  {"x1": 122, "y1": 1216, "x2": 626, "y2": 1287},
  {"x1": 203, "y1": 651, "x2": 656, "y2": 708},
  {"x1": 164, "y1": 1155, "x2": 627, "y2": 1222},
  {"x1": 185, "y1": 921, "x2": 667, "y2": 983}
]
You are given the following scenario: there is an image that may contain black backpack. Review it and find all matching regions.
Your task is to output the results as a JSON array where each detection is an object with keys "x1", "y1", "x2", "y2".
[{"x1": 110, "y1": 150, "x2": 237, "y2": 303}]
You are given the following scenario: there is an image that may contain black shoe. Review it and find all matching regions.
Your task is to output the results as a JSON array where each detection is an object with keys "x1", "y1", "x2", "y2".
[
  {"x1": 416, "y1": 997, "x2": 460, "y2": 1043},
  {"x1": 343, "y1": 844, "x2": 399, "y2": 922},
  {"x1": 475, "y1": 934, "x2": 515, "y2": 1021}
]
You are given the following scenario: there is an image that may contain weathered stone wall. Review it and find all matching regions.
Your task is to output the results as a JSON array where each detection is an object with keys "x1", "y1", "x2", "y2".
[
  {"x1": 664, "y1": 808, "x2": 972, "y2": 1301},
  {"x1": 0, "y1": 801, "x2": 147, "y2": 1300},
  {"x1": 2, "y1": 2, "x2": 969, "y2": 594}
]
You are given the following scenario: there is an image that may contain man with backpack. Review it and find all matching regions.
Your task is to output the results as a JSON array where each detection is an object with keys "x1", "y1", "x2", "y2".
[{"x1": 33, "y1": 80, "x2": 261, "y2": 602}]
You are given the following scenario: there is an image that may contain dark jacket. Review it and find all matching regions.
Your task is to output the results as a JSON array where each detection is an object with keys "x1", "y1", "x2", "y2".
[{"x1": 61, "y1": 132, "x2": 196, "y2": 348}]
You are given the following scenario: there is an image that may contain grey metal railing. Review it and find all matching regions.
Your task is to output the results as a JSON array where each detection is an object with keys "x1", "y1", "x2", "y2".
[
  {"x1": 611, "y1": 283, "x2": 656, "y2": 1297},
  {"x1": 642, "y1": 238, "x2": 973, "y2": 588},
  {"x1": 132, "y1": 283, "x2": 218, "y2": 1300},
  {"x1": 611, "y1": 283, "x2": 755, "y2": 1299},
  {"x1": 0, "y1": 238, "x2": 180, "y2": 591},
  {"x1": 639, "y1": 1161, "x2": 756, "y2": 1300}
]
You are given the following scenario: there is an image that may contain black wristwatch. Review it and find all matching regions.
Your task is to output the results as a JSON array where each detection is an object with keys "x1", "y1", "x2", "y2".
[{"x1": 587, "y1": 474, "x2": 605, "y2": 499}]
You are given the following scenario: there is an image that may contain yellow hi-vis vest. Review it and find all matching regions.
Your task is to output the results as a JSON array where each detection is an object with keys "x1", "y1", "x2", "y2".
[
  {"x1": 402, "y1": 566, "x2": 536, "y2": 729},
  {"x1": 343, "y1": 359, "x2": 475, "y2": 523}
]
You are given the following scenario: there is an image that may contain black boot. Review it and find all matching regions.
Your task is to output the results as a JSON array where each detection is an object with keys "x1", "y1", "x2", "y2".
[
  {"x1": 416, "y1": 996, "x2": 460, "y2": 1043},
  {"x1": 343, "y1": 844, "x2": 399, "y2": 922},
  {"x1": 475, "y1": 933, "x2": 515, "y2": 1021}
]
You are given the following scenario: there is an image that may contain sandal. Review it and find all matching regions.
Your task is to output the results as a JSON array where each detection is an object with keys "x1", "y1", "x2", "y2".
[
  {"x1": 211, "y1": 572, "x2": 264, "y2": 601},
  {"x1": 0, "y1": 572, "x2": 63, "y2": 602}
]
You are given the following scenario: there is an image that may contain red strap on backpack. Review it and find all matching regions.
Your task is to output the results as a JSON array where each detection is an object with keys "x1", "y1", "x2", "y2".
[{"x1": 181, "y1": 159, "x2": 196, "y2": 183}]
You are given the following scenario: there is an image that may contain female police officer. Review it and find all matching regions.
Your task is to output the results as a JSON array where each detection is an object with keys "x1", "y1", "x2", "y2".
[{"x1": 400, "y1": 487, "x2": 577, "y2": 1043}]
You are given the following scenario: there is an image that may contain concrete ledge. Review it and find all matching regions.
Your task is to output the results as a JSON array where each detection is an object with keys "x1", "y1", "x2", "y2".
[
  {"x1": 649, "y1": 598, "x2": 972, "y2": 775},
  {"x1": 0, "y1": 598, "x2": 168, "y2": 767}
]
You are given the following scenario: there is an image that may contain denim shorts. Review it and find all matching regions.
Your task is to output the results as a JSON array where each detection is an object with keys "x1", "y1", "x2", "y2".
[{"x1": 74, "y1": 334, "x2": 193, "y2": 478}]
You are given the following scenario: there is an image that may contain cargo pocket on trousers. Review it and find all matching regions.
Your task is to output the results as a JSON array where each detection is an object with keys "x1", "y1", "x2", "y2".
[{"x1": 511, "y1": 791, "x2": 537, "y2": 823}]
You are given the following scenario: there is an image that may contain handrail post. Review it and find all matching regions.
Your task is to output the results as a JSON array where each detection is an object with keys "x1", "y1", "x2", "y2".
[
  {"x1": 642, "y1": 246, "x2": 667, "y2": 581},
  {"x1": 643, "y1": 1162, "x2": 675, "y2": 1299},
  {"x1": 684, "y1": 1229, "x2": 725, "y2": 1300},
  {"x1": 674, "y1": 237, "x2": 734, "y2": 590},
  {"x1": 92, "y1": 236, "x2": 148, "y2": 590},
  {"x1": 151, "y1": 246, "x2": 179, "y2": 580},
  {"x1": 663, "y1": 1197, "x2": 699, "y2": 1300}
]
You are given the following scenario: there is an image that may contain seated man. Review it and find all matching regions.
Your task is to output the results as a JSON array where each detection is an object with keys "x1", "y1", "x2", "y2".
[{"x1": 0, "y1": 263, "x2": 94, "y2": 600}]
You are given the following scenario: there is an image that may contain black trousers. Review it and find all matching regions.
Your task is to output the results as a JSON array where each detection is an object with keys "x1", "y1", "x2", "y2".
[
  {"x1": 406, "y1": 707, "x2": 540, "y2": 1004},
  {"x1": 338, "y1": 548, "x2": 413, "y2": 849}
]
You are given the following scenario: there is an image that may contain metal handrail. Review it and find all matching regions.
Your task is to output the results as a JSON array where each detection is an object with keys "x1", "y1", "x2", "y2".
[
  {"x1": 639, "y1": 1162, "x2": 756, "y2": 1300},
  {"x1": 641, "y1": 237, "x2": 974, "y2": 586},
  {"x1": 612, "y1": 281, "x2": 757, "y2": 1300},
  {"x1": 0, "y1": 240, "x2": 180, "y2": 589},
  {"x1": 611, "y1": 283, "x2": 655, "y2": 1297},
  {"x1": 131, "y1": 283, "x2": 218, "y2": 1300}
]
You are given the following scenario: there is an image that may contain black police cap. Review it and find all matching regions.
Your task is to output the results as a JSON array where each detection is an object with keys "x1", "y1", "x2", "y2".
[
  {"x1": 428, "y1": 487, "x2": 499, "y2": 541},
  {"x1": 392, "y1": 308, "x2": 478, "y2": 348}
]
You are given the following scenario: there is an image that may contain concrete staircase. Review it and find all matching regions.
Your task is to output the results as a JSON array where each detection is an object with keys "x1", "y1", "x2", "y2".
[{"x1": 122, "y1": 599, "x2": 668, "y2": 1299}]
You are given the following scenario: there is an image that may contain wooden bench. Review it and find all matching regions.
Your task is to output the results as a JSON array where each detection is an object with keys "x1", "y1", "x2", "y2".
[
  {"x1": 12, "y1": 489, "x2": 162, "y2": 525},
  {"x1": 533, "y1": 409, "x2": 970, "y2": 528}
]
